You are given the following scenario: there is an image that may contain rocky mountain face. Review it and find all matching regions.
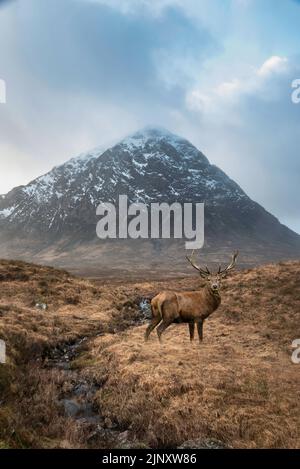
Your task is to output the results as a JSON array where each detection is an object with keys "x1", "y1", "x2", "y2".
[{"x1": 0, "y1": 127, "x2": 299, "y2": 275}]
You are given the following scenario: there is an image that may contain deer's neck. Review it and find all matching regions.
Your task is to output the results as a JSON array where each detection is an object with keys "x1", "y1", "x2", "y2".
[{"x1": 204, "y1": 286, "x2": 221, "y2": 311}]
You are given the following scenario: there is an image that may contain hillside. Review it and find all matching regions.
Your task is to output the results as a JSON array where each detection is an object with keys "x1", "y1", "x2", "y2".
[
  {"x1": 0, "y1": 127, "x2": 300, "y2": 274},
  {"x1": 0, "y1": 259, "x2": 300, "y2": 448}
]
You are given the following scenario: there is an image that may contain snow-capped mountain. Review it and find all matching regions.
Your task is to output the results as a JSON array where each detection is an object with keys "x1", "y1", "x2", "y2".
[{"x1": 0, "y1": 127, "x2": 299, "y2": 273}]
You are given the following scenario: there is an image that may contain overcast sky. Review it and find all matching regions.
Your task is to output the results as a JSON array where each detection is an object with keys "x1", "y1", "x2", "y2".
[{"x1": 0, "y1": 0, "x2": 299, "y2": 233}]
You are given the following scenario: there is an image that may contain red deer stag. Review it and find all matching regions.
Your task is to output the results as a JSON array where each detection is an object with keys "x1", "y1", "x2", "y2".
[{"x1": 145, "y1": 251, "x2": 238, "y2": 343}]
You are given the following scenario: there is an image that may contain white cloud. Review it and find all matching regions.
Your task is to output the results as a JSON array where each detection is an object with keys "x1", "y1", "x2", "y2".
[
  {"x1": 84, "y1": 0, "x2": 181, "y2": 16},
  {"x1": 186, "y1": 55, "x2": 290, "y2": 116},
  {"x1": 257, "y1": 55, "x2": 288, "y2": 77},
  {"x1": 232, "y1": 0, "x2": 252, "y2": 6},
  {"x1": 215, "y1": 78, "x2": 241, "y2": 98},
  {"x1": 0, "y1": 78, "x2": 6, "y2": 103},
  {"x1": 1, "y1": 0, "x2": 299, "y2": 234},
  {"x1": 183, "y1": 52, "x2": 300, "y2": 234}
]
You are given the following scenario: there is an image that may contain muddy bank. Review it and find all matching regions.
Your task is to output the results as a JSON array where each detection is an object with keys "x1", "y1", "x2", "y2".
[{"x1": 40, "y1": 297, "x2": 151, "y2": 448}]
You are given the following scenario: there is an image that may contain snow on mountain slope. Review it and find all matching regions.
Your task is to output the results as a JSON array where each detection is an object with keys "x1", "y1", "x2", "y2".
[
  {"x1": 0, "y1": 126, "x2": 299, "y2": 268},
  {"x1": 0, "y1": 127, "x2": 246, "y2": 229}
]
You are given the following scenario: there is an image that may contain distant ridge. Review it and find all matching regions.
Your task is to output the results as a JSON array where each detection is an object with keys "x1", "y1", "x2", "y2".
[{"x1": 0, "y1": 127, "x2": 299, "y2": 274}]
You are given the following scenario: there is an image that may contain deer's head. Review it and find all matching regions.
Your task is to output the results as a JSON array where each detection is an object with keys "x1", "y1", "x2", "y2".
[{"x1": 186, "y1": 251, "x2": 239, "y2": 293}]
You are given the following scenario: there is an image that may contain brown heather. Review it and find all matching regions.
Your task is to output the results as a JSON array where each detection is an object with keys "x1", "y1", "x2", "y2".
[{"x1": 0, "y1": 259, "x2": 300, "y2": 448}]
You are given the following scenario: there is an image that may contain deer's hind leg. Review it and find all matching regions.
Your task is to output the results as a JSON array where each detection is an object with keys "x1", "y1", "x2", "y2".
[
  {"x1": 156, "y1": 318, "x2": 173, "y2": 343},
  {"x1": 156, "y1": 298, "x2": 177, "y2": 343},
  {"x1": 144, "y1": 316, "x2": 162, "y2": 341},
  {"x1": 145, "y1": 300, "x2": 162, "y2": 341}
]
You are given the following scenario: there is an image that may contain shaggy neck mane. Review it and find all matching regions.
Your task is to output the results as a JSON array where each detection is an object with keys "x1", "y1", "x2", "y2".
[{"x1": 204, "y1": 285, "x2": 221, "y2": 308}]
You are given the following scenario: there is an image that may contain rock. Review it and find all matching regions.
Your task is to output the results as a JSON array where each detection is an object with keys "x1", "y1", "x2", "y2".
[
  {"x1": 73, "y1": 381, "x2": 97, "y2": 398},
  {"x1": 104, "y1": 417, "x2": 113, "y2": 429},
  {"x1": 118, "y1": 430, "x2": 129, "y2": 442},
  {"x1": 139, "y1": 299, "x2": 152, "y2": 320},
  {"x1": 79, "y1": 402, "x2": 94, "y2": 418},
  {"x1": 35, "y1": 303, "x2": 48, "y2": 311},
  {"x1": 56, "y1": 362, "x2": 70, "y2": 370},
  {"x1": 62, "y1": 399, "x2": 81, "y2": 418},
  {"x1": 178, "y1": 438, "x2": 228, "y2": 449}
]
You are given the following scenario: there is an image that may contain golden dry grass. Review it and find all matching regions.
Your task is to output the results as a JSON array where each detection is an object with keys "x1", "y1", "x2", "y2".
[
  {"x1": 88, "y1": 261, "x2": 300, "y2": 448},
  {"x1": 0, "y1": 258, "x2": 300, "y2": 448},
  {"x1": 0, "y1": 259, "x2": 141, "y2": 448}
]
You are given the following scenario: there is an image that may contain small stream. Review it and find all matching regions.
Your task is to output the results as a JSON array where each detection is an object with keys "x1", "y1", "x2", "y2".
[
  {"x1": 45, "y1": 336, "x2": 131, "y2": 448},
  {"x1": 41, "y1": 297, "x2": 226, "y2": 449},
  {"x1": 43, "y1": 298, "x2": 151, "y2": 448}
]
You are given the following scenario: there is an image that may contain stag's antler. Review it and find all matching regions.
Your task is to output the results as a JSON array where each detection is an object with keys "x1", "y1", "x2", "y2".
[
  {"x1": 218, "y1": 251, "x2": 239, "y2": 276},
  {"x1": 186, "y1": 250, "x2": 211, "y2": 278}
]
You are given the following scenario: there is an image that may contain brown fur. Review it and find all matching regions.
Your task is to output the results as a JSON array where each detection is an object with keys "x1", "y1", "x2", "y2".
[
  {"x1": 145, "y1": 251, "x2": 238, "y2": 343},
  {"x1": 145, "y1": 284, "x2": 221, "y2": 343}
]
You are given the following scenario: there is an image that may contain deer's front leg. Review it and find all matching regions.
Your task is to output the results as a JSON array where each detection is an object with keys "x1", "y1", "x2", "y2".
[
  {"x1": 197, "y1": 319, "x2": 204, "y2": 343},
  {"x1": 188, "y1": 322, "x2": 195, "y2": 342}
]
